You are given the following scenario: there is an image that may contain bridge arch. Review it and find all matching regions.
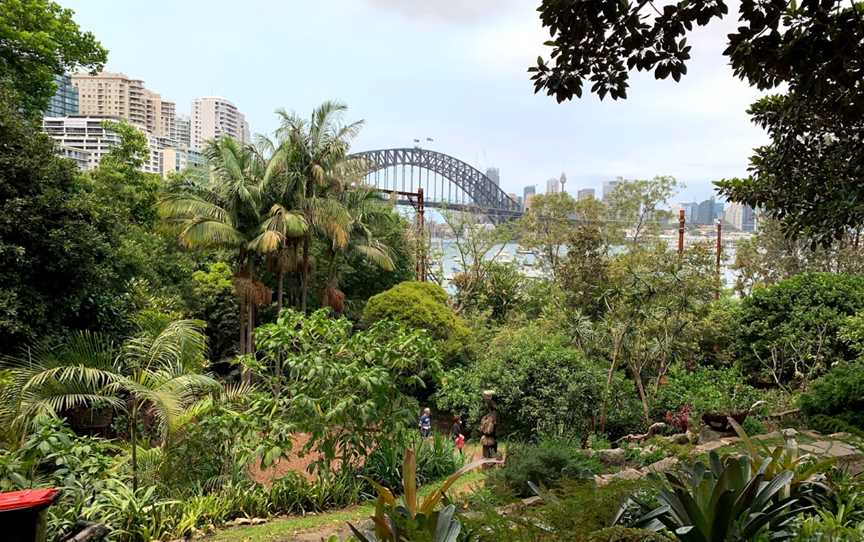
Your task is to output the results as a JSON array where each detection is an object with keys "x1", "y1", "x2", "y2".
[{"x1": 349, "y1": 147, "x2": 521, "y2": 216}]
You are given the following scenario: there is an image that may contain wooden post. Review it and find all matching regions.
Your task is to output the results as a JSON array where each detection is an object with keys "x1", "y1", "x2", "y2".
[
  {"x1": 417, "y1": 187, "x2": 426, "y2": 281},
  {"x1": 715, "y1": 220, "x2": 722, "y2": 299},
  {"x1": 678, "y1": 209, "x2": 685, "y2": 256}
]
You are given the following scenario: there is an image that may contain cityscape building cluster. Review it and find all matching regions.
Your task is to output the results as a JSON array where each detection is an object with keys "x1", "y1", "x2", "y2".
[{"x1": 41, "y1": 71, "x2": 250, "y2": 177}]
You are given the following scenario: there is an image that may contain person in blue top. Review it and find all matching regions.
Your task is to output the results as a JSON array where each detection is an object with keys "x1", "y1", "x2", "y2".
[{"x1": 418, "y1": 407, "x2": 432, "y2": 438}]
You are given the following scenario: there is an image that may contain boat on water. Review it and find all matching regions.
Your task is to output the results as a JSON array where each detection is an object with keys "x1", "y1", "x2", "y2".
[{"x1": 516, "y1": 247, "x2": 534, "y2": 255}]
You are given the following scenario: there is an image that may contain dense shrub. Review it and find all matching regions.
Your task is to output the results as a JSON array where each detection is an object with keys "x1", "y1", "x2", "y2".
[
  {"x1": 652, "y1": 364, "x2": 762, "y2": 421},
  {"x1": 494, "y1": 438, "x2": 601, "y2": 497},
  {"x1": 799, "y1": 362, "x2": 864, "y2": 434},
  {"x1": 736, "y1": 273, "x2": 864, "y2": 384},
  {"x1": 362, "y1": 433, "x2": 465, "y2": 492},
  {"x1": 362, "y1": 281, "x2": 473, "y2": 366},
  {"x1": 437, "y1": 326, "x2": 607, "y2": 439}
]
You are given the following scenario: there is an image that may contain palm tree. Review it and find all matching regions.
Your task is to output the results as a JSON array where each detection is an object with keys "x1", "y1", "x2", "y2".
[
  {"x1": 273, "y1": 101, "x2": 366, "y2": 312},
  {"x1": 0, "y1": 320, "x2": 219, "y2": 490},
  {"x1": 321, "y1": 187, "x2": 395, "y2": 313},
  {"x1": 160, "y1": 137, "x2": 305, "y2": 356}
]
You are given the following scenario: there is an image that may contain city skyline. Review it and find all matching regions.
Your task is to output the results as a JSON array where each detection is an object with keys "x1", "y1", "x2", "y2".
[{"x1": 58, "y1": 0, "x2": 768, "y2": 202}]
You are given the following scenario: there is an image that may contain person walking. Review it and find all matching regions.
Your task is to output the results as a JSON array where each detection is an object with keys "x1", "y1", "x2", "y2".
[
  {"x1": 418, "y1": 407, "x2": 432, "y2": 438},
  {"x1": 450, "y1": 414, "x2": 465, "y2": 455}
]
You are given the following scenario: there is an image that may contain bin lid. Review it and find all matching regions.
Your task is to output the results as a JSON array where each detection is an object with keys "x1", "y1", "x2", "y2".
[{"x1": 0, "y1": 488, "x2": 59, "y2": 512}]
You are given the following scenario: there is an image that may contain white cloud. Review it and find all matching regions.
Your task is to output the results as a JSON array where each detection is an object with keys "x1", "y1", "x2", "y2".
[{"x1": 363, "y1": 0, "x2": 516, "y2": 23}]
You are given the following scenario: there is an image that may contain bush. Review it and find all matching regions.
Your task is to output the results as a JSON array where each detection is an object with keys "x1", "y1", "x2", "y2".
[
  {"x1": 362, "y1": 433, "x2": 465, "y2": 492},
  {"x1": 494, "y1": 438, "x2": 601, "y2": 497},
  {"x1": 652, "y1": 364, "x2": 761, "y2": 421},
  {"x1": 437, "y1": 325, "x2": 607, "y2": 440},
  {"x1": 799, "y1": 362, "x2": 864, "y2": 433},
  {"x1": 362, "y1": 281, "x2": 473, "y2": 367},
  {"x1": 736, "y1": 273, "x2": 864, "y2": 384}
]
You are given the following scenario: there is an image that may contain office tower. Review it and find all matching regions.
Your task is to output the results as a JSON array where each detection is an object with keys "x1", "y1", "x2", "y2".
[
  {"x1": 42, "y1": 116, "x2": 161, "y2": 174},
  {"x1": 191, "y1": 96, "x2": 249, "y2": 151},
  {"x1": 723, "y1": 202, "x2": 757, "y2": 231},
  {"x1": 486, "y1": 167, "x2": 500, "y2": 186},
  {"x1": 45, "y1": 74, "x2": 79, "y2": 117},
  {"x1": 603, "y1": 179, "x2": 622, "y2": 201},
  {"x1": 696, "y1": 198, "x2": 718, "y2": 225},
  {"x1": 174, "y1": 115, "x2": 191, "y2": 148},
  {"x1": 678, "y1": 202, "x2": 699, "y2": 223},
  {"x1": 577, "y1": 188, "x2": 595, "y2": 201},
  {"x1": 523, "y1": 185, "x2": 536, "y2": 210},
  {"x1": 546, "y1": 177, "x2": 560, "y2": 194}
]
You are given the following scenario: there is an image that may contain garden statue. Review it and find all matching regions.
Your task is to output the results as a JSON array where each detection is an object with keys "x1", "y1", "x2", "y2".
[{"x1": 479, "y1": 389, "x2": 498, "y2": 459}]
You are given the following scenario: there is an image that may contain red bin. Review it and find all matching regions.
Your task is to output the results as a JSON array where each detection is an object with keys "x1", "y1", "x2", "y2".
[{"x1": 0, "y1": 489, "x2": 59, "y2": 542}]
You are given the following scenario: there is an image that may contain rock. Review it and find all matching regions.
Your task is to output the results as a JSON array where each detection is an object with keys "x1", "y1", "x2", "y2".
[
  {"x1": 693, "y1": 440, "x2": 727, "y2": 454},
  {"x1": 698, "y1": 425, "x2": 735, "y2": 445},
  {"x1": 249, "y1": 518, "x2": 267, "y2": 525},
  {"x1": 596, "y1": 448, "x2": 627, "y2": 466},
  {"x1": 522, "y1": 496, "x2": 543, "y2": 507},
  {"x1": 647, "y1": 457, "x2": 679, "y2": 474},
  {"x1": 227, "y1": 518, "x2": 252, "y2": 526},
  {"x1": 829, "y1": 432, "x2": 853, "y2": 440},
  {"x1": 670, "y1": 433, "x2": 691, "y2": 445},
  {"x1": 800, "y1": 441, "x2": 863, "y2": 461},
  {"x1": 615, "y1": 468, "x2": 645, "y2": 481},
  {"x1": 641, "y1": 444, "x2": 660, "y2": 455},
  {"x1": 752, "y1": 431, "x2": 781, "y2": 441}
]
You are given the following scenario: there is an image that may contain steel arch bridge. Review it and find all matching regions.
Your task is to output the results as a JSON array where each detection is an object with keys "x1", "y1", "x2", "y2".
[{"x1": 349, "y1": 148, "x2": 522, "y2": 219}]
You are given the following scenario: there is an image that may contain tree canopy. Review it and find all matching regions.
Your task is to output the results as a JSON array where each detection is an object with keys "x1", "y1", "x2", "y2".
[
  {"x1": 530, "y1": 1, "x2": 864, "y2": 244},
  {"x1": 0, "y1": 0, "x2": 107, "y2": 116}
]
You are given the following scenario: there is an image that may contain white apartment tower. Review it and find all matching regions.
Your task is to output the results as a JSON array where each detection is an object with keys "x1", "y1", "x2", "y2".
[
  {"x1": 72, "y1": 73, "x2": 175, "y2": 138},
  {"x1": 42, "y1": 116, "x2": 161, "y2": 174},
  {"x1": 191, "y1": 96, "x2": 249, "y2": 151}
]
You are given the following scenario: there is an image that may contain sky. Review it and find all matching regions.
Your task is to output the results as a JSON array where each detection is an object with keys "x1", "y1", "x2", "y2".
[{"x1": 61, "y1": 0, "x2": 769, "y2": 203}]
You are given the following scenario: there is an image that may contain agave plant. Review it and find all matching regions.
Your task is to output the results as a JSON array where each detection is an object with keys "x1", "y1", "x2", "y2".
[
  {"x1": 728, "y1": 417, "x2": 833, "y2": 500},
  {"x1": 620, "y1": 451, "x2": 813, "y2": 541},
  {"x1": 348, "y1": 448, "x2": 500, "y2": 542}
]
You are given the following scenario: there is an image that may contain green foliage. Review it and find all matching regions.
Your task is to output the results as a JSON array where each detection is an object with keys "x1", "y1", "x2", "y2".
[
  {"x1": 584, "y1": 526, "x2": 672, "y2": 542},
  {"x1": 454, "y1": 261, "x2": 524, "y2": 323},
  {"x1": 254, "y1": 309, "x2": 440, "y2": 472},
  {"x1": 736, "y1": 273, "x2": 864, "y2": 385},
  {"x1": 0, "y1": 0, "x2": 107, "y2": 116},
  {"x1": 625, "y1": 451, "x2": 815, "y2": 541},
  {"x1": 437, "y1": 325, "x2": 607, "y2": 440},
  {"x1": 362, "y1": 433, "x2": 465, "y2": 494},
  {"x1": 652, "y1": 365, "x2": 761, "y2": 420},
  {"x1": 349, "y1": 447, "x2": 495, "y2": 542},
  {"x1": 190, "y1": 262, "x2": 239, "y2": 363},
  {"x1": 799, "y1": 362, "x2": 864, "y2": 434},
  {"x1": 494, "y1": 438, "x2": 601, "y2": 498},
  {"x1": 362, "y1": 281, "x2": 473, "y2": 367}
]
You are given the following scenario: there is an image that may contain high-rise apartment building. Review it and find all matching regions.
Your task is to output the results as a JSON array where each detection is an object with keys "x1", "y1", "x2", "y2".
[
  {"x1": 45, "y1": 74, "x2": 79, "y2": 117},
  {"x1": 603, "y1": 179, "x2": 622, "y2": 201},
  {"x1": 174, "y1": 115, "x2": 191, "y2": 148},
  {"x1": 523, "y1": 185, "x2": 536, "y2": 211},
  {"x1": 485, "y1": 167, "x2": 500, "y2": 186},
  {"x1": 71, "y1": 72, "x2": 176, "y2": 138},
  {"x1": 43, "y1": 116, "x2": 161, "y2": 174},
  {"x1": 577, "y1": 188, "x2": 595, "y2": 201},
  {"x1": 191, "y1": 96, "x2": 249, "y2": 151}
]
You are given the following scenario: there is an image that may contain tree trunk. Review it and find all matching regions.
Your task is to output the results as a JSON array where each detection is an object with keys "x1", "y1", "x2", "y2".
[
  {"x1": 633, "y1": 369, "x2": 651, "y2": 423},
  {"x1": 300, "y1": 236, "x2": 310, "y2": 313},
  {"x1": 239, "y1": 299, "x2": 247, "y2": 355},
  {"x1": 277, "y1": 268, "x2": 284, "y2": 315}
]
